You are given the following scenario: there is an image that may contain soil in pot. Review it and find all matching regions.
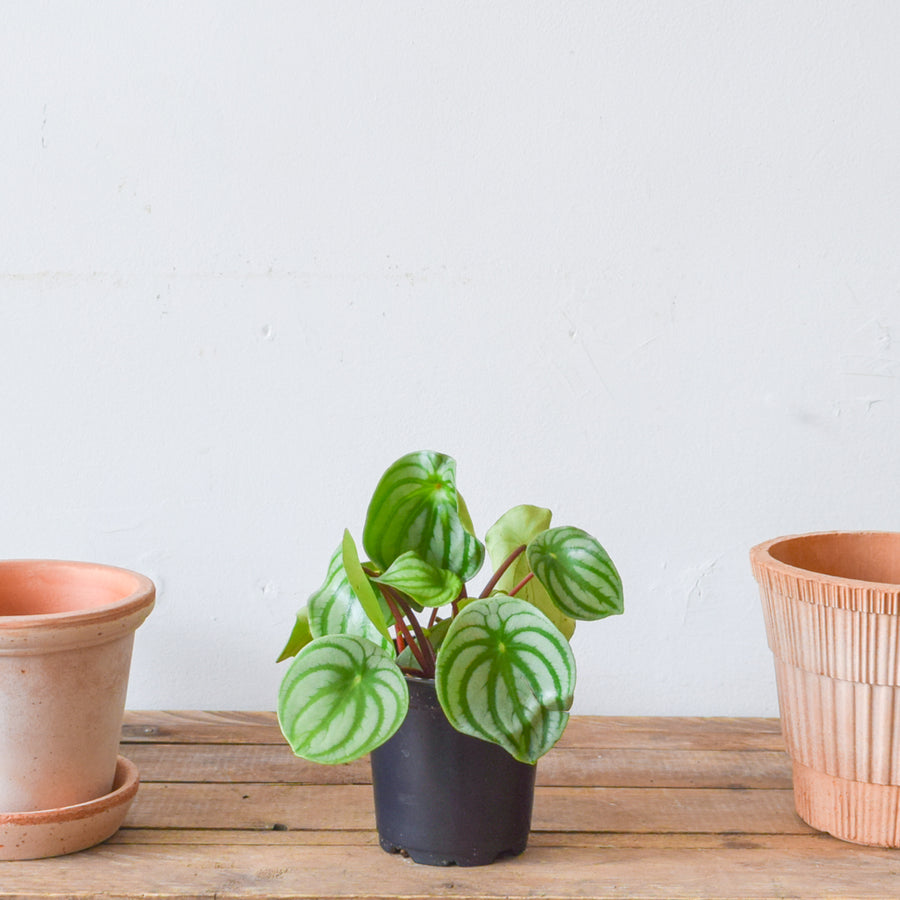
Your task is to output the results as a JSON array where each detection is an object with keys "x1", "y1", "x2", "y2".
[{"x1": 369, "y1": 676, "x2": 536, "y2": 867}]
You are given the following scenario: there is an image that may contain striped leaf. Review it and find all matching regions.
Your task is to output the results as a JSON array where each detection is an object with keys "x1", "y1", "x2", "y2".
[
  {"x1": 363, "y1": 450, "x2": 485, "y2": 582},
  {"x1": 434, "y1": 595, "x2": 575, "y2": 764},
  {"x1": 278, "y1": 634, "x2": 409, "y2": 764},
  {"x1": 485, "y1": 505, "x2": 576, "y2": 640},
  {"x1": 307, "y1": 545, "x2": 393, "y2": 654},
  {"x1": 374, "y1": 551, "x2": 462, "y2": 608},
  {"x1": 526, "y1": 526, "x2": 623, "y2": 621}
]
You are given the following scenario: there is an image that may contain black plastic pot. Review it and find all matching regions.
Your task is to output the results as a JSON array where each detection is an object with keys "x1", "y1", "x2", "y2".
[{"x1": 369, "y1": 676, "x2": 537, "y2": 866}]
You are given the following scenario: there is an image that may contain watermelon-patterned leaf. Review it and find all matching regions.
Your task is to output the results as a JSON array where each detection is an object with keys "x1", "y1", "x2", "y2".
[
  {"x1": 434, "y1": 595, "x2": 576, "y2": 764},
  {"x1": 278, "y1": 634, "x2": 409, "y2": 764},
  {"x1": 307, "y1": 544, "x2": 393, "y2": 654},
  {"x1": 363, "y1": 450, "x2": 485, "y2": 582},
  {"x1": 485, "y1": 505, "x2": 575, "y2": 640},
  {"x1": 374, "y1": 551, "x2": 463, "y2": 608},
  {"x1": 277, "y1": 607, "x2": 313, "y2": 662},
  {"x1": 526, "y1": 526, "x2": 623, "y2": 621}
]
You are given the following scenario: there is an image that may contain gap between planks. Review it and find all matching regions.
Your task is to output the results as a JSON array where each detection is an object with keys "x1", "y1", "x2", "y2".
[
  {"x1": 123, "y1": 783, "x2": 813, "y2": 835},
  {"x1": 120, "y1": 743, "x2": 792, "y2": 789},
  {"x1": 104, "y1": 829, "x2": 875, "y2": 855}
]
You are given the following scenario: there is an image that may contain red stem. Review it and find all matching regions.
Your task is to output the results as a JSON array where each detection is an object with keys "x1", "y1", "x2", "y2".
[
  {"x1": 509, "y1": 572, "x2": 535, "y2": 596},
  {"x1": 382, "y1": 585, "x2": 436, "y2": 678},
  {"x1": 379, "y1": 588, "x2": 429, "y2": 674},
  {"x1": 479, "y1": 544, "x2": 527, "y2": 598}
]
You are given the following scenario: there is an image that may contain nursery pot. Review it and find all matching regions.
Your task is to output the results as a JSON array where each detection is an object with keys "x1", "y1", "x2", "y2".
[
  {"x1": 751, "y1": 532, "x2": 900, "y2": 846},
  {"x1": 0, "y1": 559, "x2": 154, "y2": 858},
  {"x1": 369, "y1": 676, "x2": 537, "y2": 866}
]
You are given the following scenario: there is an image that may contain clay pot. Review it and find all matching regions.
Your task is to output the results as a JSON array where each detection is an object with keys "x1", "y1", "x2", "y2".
[
  {"x1": 751, "y1": 532, "x2": 900, "y2": 846},
  {"x1": 369, "y1": 677, "x2": 536, "y2": 866},
  {"x1": 0, "y1": 559, "x2": 154, "y2": 858}
]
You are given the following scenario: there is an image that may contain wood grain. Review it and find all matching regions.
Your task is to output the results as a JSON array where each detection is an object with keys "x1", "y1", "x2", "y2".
[
  {"x1": 122, "y1": 743, "x2": 792, "y2": 789},
  {"x1": 2, "y1": 843, "x2": 900, "y2": 900},
  {"x1": 1, "y1": 713, "x2": 895, "y2": 900},
  {"x1": 121, "y1": 712, "x2": 787, "y2": 750},
  {"x1": 122, "y1": 782, "x2": 810, "y2": 834}
]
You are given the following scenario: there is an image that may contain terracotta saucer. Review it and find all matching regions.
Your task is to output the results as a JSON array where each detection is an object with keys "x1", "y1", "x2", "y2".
[{"x1": 0, "y1": 756, "x2": 139, "y2": 860}]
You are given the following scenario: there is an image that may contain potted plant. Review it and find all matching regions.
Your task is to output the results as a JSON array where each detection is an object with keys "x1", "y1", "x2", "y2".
[
  {"x1": 0, "y1": 559, "x2": 154, "y2": 859},
  {"x1": 277, "y1": 450, "x2": 623, "y2": 866}
]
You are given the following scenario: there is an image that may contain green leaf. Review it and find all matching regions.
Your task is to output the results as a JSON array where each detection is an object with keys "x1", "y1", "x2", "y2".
[
  {"x1": 526, "y1": 526, "x2": 623, "y2": 621},
  {"x1": 341, "y1": 530, "x2": 393, "y2": 645},
  {"x1": 374, "y1": 551, "x2": 463, "y2": 608},
  {"x1": 485, "y1": 505, "x2": 575, "y2": 640},
  {"x1": 278, "y1": 634, "x2": 409, "y2": 764},
  {"x1": 277, "y1": 607, "x2": 313, "y2": 662},
  {"x1": 363, "y1": 450, "x2": 485, "y2": 582},
  {"x1": 487, "y1": 505, "x2": 553, "y2": 558},
  {"x1": 435, "y1": 595, "x2": 576, "y2": 764},
  {"x1": 307, "y1": 544, "x2": 393, "y2": 654}
]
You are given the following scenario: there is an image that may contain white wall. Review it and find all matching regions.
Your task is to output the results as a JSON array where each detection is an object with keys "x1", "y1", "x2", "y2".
[{"x1": 2, "y1": 3, "x2": 898, "y2": 715}]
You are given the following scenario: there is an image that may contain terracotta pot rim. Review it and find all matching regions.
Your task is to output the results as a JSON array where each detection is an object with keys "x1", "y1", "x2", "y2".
[
  {"x1": 750, "y1": 531, "x2": 900, "y2": 593},
  {"x1": 0, "y1": 559, "x2": 155, "y2": 632}
]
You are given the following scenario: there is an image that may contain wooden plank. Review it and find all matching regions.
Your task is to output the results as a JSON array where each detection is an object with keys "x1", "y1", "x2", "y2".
[
  {"x1": 122, "y1": 711, "x2": 282, "y2": 744},
  {"x1": 1, "y1": 843, "x2": 899, "y2": 899},
  {"x1": 560, "y1": 716, "x2": 785, "y2": 751},
  {"x1": 122, "y1": 712, "x2": 786, "y2": 751},
  {"x1": 123, "y1": 783, "x2": 812, "y2": 835},
  {"x1": 122, "y1": 743, "x2": 792, "y2": 789},
  {"x1": 122, "y1": 743, "x2": 372, "y2": 785},
  {"x1": 558, "y1": 748, "x2": 791, "y2": 789}
]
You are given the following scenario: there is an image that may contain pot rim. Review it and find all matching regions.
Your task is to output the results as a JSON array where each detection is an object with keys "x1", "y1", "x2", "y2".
[
  {"x1": 0, "y1": 559, "x2": 155, "y2": 633},
  {"x1": 750, "y1": 530, "x2": 900, "y2": 595}
]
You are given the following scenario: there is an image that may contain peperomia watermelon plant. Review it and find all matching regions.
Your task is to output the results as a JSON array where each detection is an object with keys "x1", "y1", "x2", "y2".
[{"x1": 277, "y1": 450, "x2": 623, "y2": 766}]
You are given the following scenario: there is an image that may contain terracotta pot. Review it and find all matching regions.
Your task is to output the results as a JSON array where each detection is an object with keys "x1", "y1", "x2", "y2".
[
  {"x1": 369, "y1": 677, "x2": 536, "y2": 866},
  {"x1": 751, "y1": 532, "x2": 900, "y2": 846},
  {"x1": 0, "y1": 559, "x2": 154, "y2": 852}
]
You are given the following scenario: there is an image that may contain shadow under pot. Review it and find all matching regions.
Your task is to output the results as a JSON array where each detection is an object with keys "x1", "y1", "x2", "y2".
[{"x1": 369, "y1": 676, "x2": 537, "y2": 867}]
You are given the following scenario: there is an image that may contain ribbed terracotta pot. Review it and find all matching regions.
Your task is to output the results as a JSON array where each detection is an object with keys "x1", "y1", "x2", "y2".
[
  {"x1": 751, "y1": 532, "x2": 900, "y2": 847},
  {"x1": 0, "y1": 559, "x2": 154, "y2": 858}
]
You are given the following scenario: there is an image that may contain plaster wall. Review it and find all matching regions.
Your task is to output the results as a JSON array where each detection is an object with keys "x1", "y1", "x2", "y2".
[{"x1": 2, "y1": 3, "x2": 898, "y2": 714}]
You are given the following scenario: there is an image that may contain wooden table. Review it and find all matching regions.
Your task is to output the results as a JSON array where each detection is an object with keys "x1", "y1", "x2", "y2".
[{"x1": 2, "y1": 713, "x2": 899, "y2": 898}]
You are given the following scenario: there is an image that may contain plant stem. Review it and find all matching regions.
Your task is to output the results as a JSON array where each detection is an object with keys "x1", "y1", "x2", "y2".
[
  {"x1": 510, "y1": 572, "x2": 535, "y2": 596},
  {"x1": 397, "y1": 593, "x2": 437, "y2": 677},
  {"x1": 381, "y1": 585, "x2": 437, "y2": 678},
  {"x1": 479, "y1": 544, "x2": 527, "y2": 598},
  {"x1": 451, "y1": 584, "x2": 467, "y2": 619},
  {"x1": 379, "y1": 587, "x2": 428, "y2": 674}
]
